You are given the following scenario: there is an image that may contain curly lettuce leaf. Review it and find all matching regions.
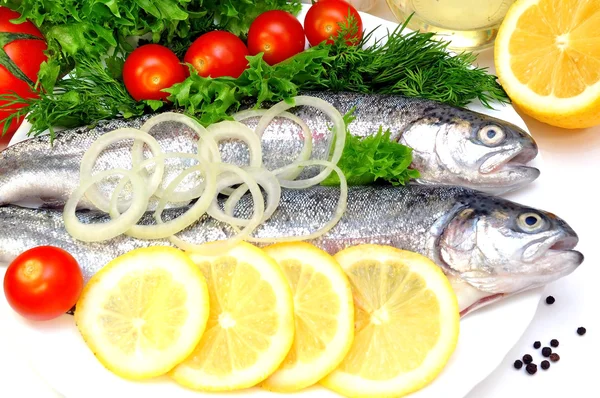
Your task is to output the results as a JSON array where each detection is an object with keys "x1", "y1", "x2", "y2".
[
  {"x1": 166, "y1": 49, "x2": 329, "y2": 125},
  {"x1": 322, "y1": 111, "x2": 420, "y2": 187}
]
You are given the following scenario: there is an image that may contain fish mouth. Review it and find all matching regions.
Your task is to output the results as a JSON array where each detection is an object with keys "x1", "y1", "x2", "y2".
[
  {"x1": 477, "y1": 144, "x2": 540, "y2": 192},
  {"x1": 527, "y1": 234, "x2": 584, "y2": 276},
  {"x1": 479, "y1": 143, "x2": 538, "y2": 174}
]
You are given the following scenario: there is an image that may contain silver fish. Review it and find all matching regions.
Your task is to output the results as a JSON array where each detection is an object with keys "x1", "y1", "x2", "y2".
[
  {"x1": 0, "y1": 184, "x2": 581, "y2": 316},
  {"x1": 0, "y1": 92, "x2": 539, "y2": 210}
]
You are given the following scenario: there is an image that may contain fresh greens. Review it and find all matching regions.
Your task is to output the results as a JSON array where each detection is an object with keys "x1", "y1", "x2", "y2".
[
  {"x1": 1, "y1": 0, "x2": 300, "y2": 89},
  {"x1": 166, "y1": 50, "x2": 329, "y2": 125},
  {"x1": 322, "y1": 110, "x2": 420, "y2": 187},
  {"x1": 0, "y1": 57, "x2": 148, "y2": 138},
  {"x1": 0, "y1": 1, "x2": 509, "y2": 139},
  {"x1": 306, "y1": 19, "x2": 509, "y2": 108}
]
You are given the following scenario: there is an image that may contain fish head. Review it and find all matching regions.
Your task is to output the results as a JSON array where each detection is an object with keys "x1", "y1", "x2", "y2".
[
  {"x1": 400, "y1": 106, "x2": 540, "y2": 195},
  {"x1": 436, "y1": 194, "x2": 583, "y2": 315}
]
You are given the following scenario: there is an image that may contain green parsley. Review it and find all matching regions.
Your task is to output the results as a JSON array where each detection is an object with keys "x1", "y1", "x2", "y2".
[{"x1": 322, "y1": 110, "x2": 420, "y2": 187}]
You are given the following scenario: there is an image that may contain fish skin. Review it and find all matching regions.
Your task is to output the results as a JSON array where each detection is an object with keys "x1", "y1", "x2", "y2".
[
  {"x1": 0, "y1": 92, "x2": 539, "y2": 210},
  {"x1": 0, "y1": 184, "x2": 582, "y2": 315}
]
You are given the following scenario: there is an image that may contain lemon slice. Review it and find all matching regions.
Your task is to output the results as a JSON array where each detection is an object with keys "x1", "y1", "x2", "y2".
[
  {"x1": 170, "y1": 242, "x2": 294, "y2": 391},
  {"x1": 495, "y1": 0, "x2": 600, "y2": 128},
  {"x1": 74, "y1": 247, "x2": 210, "y2": 380},
  {"x1": 260, "y1": 242, "x2": 354, "y2": 392},
  {"x1": 321, "y1": 244, "x2": 459, "y2": 397}
]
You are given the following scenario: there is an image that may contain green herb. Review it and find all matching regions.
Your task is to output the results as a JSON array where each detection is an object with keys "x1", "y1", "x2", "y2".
[
  {"x1": 0, "y1": 3, "x2": 508, "y2": 139},
  {"x1": 305, "y1": 17, "x2": 509, "y2": 108},
  {"x1": 166, "y1": 50, "x2": 329, "y2": 125},
  {"x1": 0, "y1": 56, "x2": 152, "y2": 138},
  {"x1": 1, "y1": 0, "x2": 300, "y2": 88},
  {"x1": 322, "y1": 110, "x2": 420, "y2": 187}
]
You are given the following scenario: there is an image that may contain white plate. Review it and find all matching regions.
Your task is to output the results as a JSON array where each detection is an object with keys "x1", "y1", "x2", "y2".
[{"x1": 4, "y1": 5, "x2": 545, "y2": 398}]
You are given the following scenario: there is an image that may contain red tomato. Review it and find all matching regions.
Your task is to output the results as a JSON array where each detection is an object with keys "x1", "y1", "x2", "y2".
[
  {"x1": 247, "y1": 10, "x2": 306, "y2": 65},
  {"x1": 0, "y1": 6, "x2": 48, "y2": 147},
  {"x1": 304, "y1": 0, "x2": 363, "y2": 46},
  {"x1": 4, "y1": 246, "x2": 84, "y2": 321},
  {"x1": 184, "y1": 31, "x2": 249, "y2": 78},
  {"x1": 123, "y1": 44, "x2": 186, "y2": 101}
]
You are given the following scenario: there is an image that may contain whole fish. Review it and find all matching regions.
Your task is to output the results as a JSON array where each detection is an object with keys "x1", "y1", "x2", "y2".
[
  {"x1": 0, "y1": 92, "x2": 539, "y2": 210},
  {"x1": 0, "y1": 184, "x2": 581, "y2": 316}
]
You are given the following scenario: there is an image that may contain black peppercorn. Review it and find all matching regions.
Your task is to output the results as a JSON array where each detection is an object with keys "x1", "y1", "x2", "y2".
[
  {"x1": 514, "y1": 360, "x2": 523, "y2": 369},
  {"x1": 545, "y1": 296, "x2": 555, "y2": 304},
  {"x1": 533, "y1": 341, "x2": 541, "y2": 349},
  {"x1": 541, "y1": 360, "x2": 550, "y2": 370},
  {"x1": 550, "y1": 339, "x2": 559, "y2": 347},
  {"x1": 577, "y1": 327, "x2": 586, "y2": 336},
  {"x1": 526, "y1": 363, "x2": 537, "y2": 375},
  {"x1": 550, "y1": 353, "x2": 560, "y2": 362},
  {"x1": 522, "y1": 354, "x2": 533, "y2": 364},
  {"x1": 541, "y1": 347, "x2": 552, "y2": 357}
]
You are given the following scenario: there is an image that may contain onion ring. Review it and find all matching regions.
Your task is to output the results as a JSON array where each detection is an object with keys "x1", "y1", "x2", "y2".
[
  {"x1": 256, "y1": 96, "x2": 346, "y2": 188},
  {"x1": 80, "y1": 128, "x2": 165, "y2": 213},
  {"x1": 234, "y1": 109, "x2": 313, "y2": 180},
  {"x1": 64, "y1": 168, "x2": 148, "y2": 242}
]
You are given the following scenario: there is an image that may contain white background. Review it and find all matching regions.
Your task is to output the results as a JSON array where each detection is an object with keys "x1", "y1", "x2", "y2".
[{"x1": 1, "y1": 1, "x2": 599, "y2": 397}]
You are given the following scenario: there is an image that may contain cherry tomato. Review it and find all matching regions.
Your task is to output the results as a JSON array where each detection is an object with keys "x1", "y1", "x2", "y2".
[
  {"x1": 184, "y1": 31, "x2": 249, "y2": 78},
  {"x1": 0, "y1": 6, "x2": 48, "y2": 148},
  {"x1": 122, "y1": 44, "x2": 186, "y2": 101},
  {"x1": 304, "y1": 0, "x2": 363, "y2": 46},
  {"x1": 4, "y1": 246, "x2": 84, "y2": 321},
  {"x1": 247, "y1": 10, "x2": 306, "y2": 65}
]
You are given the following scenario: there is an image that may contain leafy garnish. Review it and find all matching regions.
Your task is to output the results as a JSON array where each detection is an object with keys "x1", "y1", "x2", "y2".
[
  {"x1": 166, "y1": 50, "x2": 329, "y2": 125},
  {"x1": 0, "y1": 0, "x2": 300, "y2": 88},
  {"x1": 0, "y1": 2, "x2": 508, "y2": 139},
  {"x1": 0, "y1": 56, "x2": 150, "y2": 139},
  {"x1": 322, "y1": 110, "x2": 420, "y2": 187},
  {"x1": 306, "y1": 16, "x2": 509, "y2": 108}
]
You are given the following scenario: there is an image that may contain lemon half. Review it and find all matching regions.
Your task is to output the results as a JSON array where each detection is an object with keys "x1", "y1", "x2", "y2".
[{"x1": 495, "y1": 0, "x2": 600, "y2": 128}]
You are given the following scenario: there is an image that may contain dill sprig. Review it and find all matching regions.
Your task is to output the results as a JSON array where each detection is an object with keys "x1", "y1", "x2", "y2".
[
  {"x1": 306, "y1": 16, "x2": 509, "y2": 108},
  {"x1": 0, "y1": 57, "x2": 152, "y2": 139}
]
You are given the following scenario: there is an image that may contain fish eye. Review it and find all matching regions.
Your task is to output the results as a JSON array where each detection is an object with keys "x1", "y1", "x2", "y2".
[
  {"x1": 479, "y1": 125, "x2": 505, "y2": 146},
  {"x1": 518, "y1": 212, "x2": 544, "y2": 232}
]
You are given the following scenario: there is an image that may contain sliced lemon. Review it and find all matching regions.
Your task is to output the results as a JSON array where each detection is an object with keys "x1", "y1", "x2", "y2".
[
  {"x1": 74, "y1": 247, "x2": 210, "y2": 380},
  {"x1": 495, "y1": 0, "x2": 600, "y2": 128},
  {"x1": 170, "y1": 241, "x2": 294, "y2": 391},
  {"x1": 260, "y1": 242, "x2": 354, "y2": 392},
  {"x1": 321, "y1": 244, "x2": 459, "y2": 397}
]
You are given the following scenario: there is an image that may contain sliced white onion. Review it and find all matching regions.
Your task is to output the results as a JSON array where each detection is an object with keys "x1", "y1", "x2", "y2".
[
  {"x1": 132, "y1": 111, "x2": 209, "y2": 166},
  {"x1": 169, "y1": 163, "x2": 265, "y2": 253},
  {"x1": 234, "y1": 109, "x2": 313, "y2": 180},
  {"x1": 80, "y1": 128, "x2": 165, "y2": 213},
  {"x1": 66, "y1": 95, "x2": 352, "y2": 249},
  {"x1": 149, "y1": 152, "x2": 206, "y2": 202},
  {"x1": 211, "y1": 167, "x2": 281, "y2": 227},
  {"x1": 64, "y1": 168, "x2": 148, "y2": 242},
  {"x1": 245, "y1": 160, "x2": 348, "y2": 244},
  {"x1": 109, "y1": 152, "x2": 207, "y2": 205},
  {"x1": 255, "y1": 96, "x2": 346, "y2": 188},
  {"x1": 112, "y1": 160, "x2": 217, "y2": 240},
  {"x1": 199, "y1": 120, "x2": 263, "y2": 168},
  {"x1": 140, "y1": 112, "x2": 208, "y2": 135}
]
